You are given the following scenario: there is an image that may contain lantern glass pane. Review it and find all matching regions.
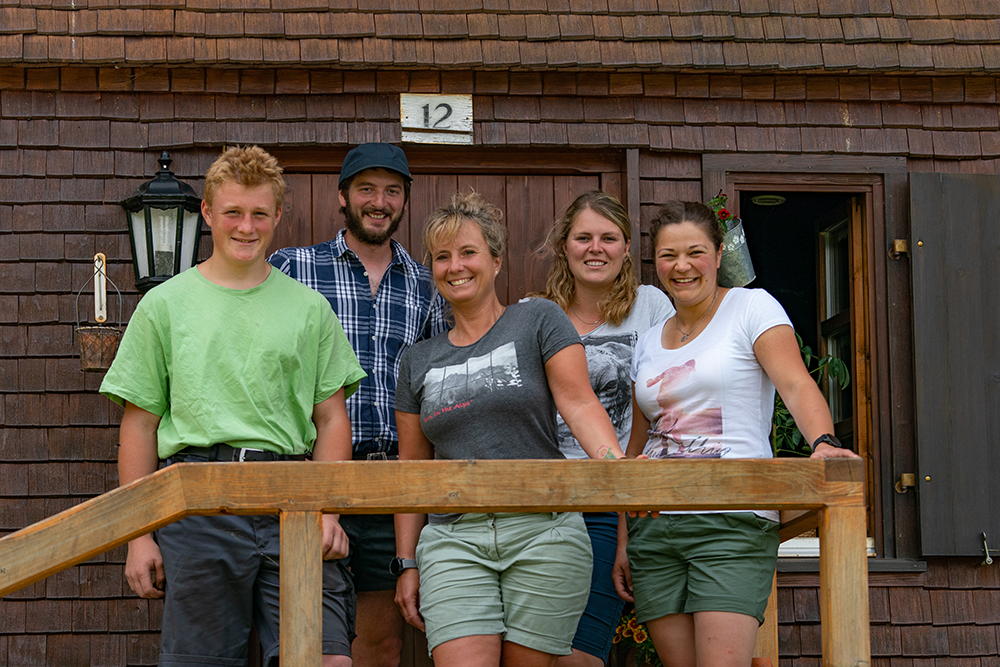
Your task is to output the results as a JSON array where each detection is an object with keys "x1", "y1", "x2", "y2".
[
  {"x1": 180, "y1": 209, "x2": 200, "y2": 272},
  {"x1": 149, "y1": 206, "x2": 178, "y2": 277},
  {"x1": 128, "y1": 209, "x2": 150, "y2": 279}
]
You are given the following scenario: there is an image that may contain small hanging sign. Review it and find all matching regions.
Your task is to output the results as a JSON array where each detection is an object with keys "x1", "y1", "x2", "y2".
[{"x1": 400, "y1": 94, "x2": 473, "y2": 145}]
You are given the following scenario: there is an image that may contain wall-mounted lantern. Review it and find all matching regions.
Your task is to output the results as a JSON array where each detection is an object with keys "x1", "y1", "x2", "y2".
[{"x1": 120, "y1": 151, "x2": 203, "y2": 293}]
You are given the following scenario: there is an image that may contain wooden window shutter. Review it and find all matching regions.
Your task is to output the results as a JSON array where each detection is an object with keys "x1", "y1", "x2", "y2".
[{"x1": 909, "y1": 172, "x2": 1000, "y2": 557}]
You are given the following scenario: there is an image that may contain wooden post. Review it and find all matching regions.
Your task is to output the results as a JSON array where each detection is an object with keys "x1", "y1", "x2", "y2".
[
  {"x1": 819, "y1": 506, "x2": 870, "y2": 667},
  {"x1": 754, "y1": 574, "x2": 778, "y2": 665},
  {"x1": 280, "y1": 510, "x2": 323, "y2": 667}
]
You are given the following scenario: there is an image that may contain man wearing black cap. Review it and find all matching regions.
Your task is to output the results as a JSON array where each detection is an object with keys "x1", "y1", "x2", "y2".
[{"x1": 270, "y1": 143, "x2": 447, "y2": 667}]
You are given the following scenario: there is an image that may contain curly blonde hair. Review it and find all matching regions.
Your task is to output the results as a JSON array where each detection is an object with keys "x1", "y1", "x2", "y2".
[
  {"x1": 204, "y1": 146, "x2": 285, "y2": 212},
  {"x1": 530, "y1": 191, "x2": 638, "y2": 327}
]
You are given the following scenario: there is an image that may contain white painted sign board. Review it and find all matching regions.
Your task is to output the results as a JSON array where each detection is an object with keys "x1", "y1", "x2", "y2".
[{"x1": 400, "y1": 94, "x2": 473, "y2": 145}]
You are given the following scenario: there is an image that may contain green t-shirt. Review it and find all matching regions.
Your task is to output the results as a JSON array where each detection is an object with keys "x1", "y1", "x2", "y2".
[{"x1": 100, "y1": 266, "x2": 366, "y2": 459}]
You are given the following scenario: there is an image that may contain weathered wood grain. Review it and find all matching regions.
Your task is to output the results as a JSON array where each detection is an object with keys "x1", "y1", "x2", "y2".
[
  {"x1": 0, "y1": 459, "x2": 863, "y2": 597},
  {"x1": 0, "y1": 458, "x2": 868, "y2": 667},
  {"x1": 280, "y1": 511, "x2": 322, "y2": 667},
  {"x1": 820, "y1": 505, "x2": 871, "y2": 667}
]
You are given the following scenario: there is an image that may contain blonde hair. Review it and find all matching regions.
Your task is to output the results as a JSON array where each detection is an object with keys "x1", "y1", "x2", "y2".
[
  {"x1": 530, "y1": 191, "x2": 638, "y2": 327},
  {"x1": 203, "y1": 146, "x2": 286, "y2": 211},
  {"x1": 422, "y1": 190, "x2": 507, "y2": 261}
]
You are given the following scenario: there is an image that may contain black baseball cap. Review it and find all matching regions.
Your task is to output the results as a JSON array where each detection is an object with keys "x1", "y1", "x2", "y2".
[{"x1": 338, "y1": 143, "x2": 412, "y2": 189}]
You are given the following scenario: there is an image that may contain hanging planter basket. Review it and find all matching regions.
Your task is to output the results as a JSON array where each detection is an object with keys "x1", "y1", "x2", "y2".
[
  {"x1": 76, "y1": 326, "x2": 122, "y2": 372},
  {"x1": 706, "y1": 192, "x2": 755, "y2": 288},
  {"x1": 75, "y1": 254, "x2": 123, "y2": 372},
  {"x1": 718, "y1": 219, "x2": 756, "y2": 288}
]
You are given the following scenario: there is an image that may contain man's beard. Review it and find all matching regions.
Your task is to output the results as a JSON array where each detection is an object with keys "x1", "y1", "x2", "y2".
[{"x1": 342, "y1": 203, "x2": 404, "y2": 246}]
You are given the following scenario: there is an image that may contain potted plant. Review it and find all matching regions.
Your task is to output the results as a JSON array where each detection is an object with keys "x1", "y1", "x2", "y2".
[
  {"x1": 612, "y1": 606, "x2": 662, "y2": 667},
  {"x1": 771, "y1": 333, "x2": 851, "y2": 456},
  {"x1": 706, "y1": 192, "x2": 755, "y2": 288}
]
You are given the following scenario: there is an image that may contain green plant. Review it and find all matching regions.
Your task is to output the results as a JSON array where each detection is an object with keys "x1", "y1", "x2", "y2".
[
  {"x1": 613, "y1": 607, "x2": 662, "y2": 667},
  {"x1": 706, "y1": 191, "x2": 738, "y2": 234},
  {"x1": 771, "y1": 333, "x2": 850, "y2": 457}
]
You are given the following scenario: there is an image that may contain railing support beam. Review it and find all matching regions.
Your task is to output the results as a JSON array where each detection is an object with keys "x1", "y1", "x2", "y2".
[
  {"x1": 280, "y1": 510, "x2": 323, "y2": 667},
  {"x1": 820, "y1": 505, "x2": 871, "y2": 667}
]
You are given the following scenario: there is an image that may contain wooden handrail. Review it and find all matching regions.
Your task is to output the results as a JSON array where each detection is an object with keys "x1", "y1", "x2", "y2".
[{"x1": 0, "y1": 459, "x2": 869, "y2": 667}]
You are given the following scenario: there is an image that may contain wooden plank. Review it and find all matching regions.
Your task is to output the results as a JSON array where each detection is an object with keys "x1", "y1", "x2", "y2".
[
  {"x1": 0, "y1": 466, "x2": 188, "y2": 597},
  {"x1": 754, "y1": 574, "x2": 778, "y2": 665},
  {"x1": 270, "y1": 172, "x2": 312, "y2": 252},
  {"x1": 279, "y1": 511, "x2": 322, "y2": 667},
  {"x1": 702, "y1": 153, "x2": 906, "y2": 174},
  {"x1": 819, "y1": 505, "x2": 871, "y2": 667},
  {"x1": 405, "y1": 172, "x2": 459, "y2": 260},
  {"x1": 885, "y1": 171, "x2": 917, "y2": 560},
  {"x1": 272, "y1": 147, "x2": 623, "y2": 175},
  {"x1": 0, "y1": 459, "x2": 864, "y2": 599},
  {"x1": 625, "y1": 148, "x2": 641, "y2": 283},
  {"x1": 505, "y1": 173, "x2": 553, "y2": 303},
  {"x1": 779, "y1": 509, "x2": 820, "y2": 542},
  {"x1": 310, "y1": 173, "x2": 340, "y2": 247}
]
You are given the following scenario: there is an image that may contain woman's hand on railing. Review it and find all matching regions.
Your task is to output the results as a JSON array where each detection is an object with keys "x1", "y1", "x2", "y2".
[
  {"x1": 395, "y1": 569, "x2": 425, "y2": 631},
  {"x1": 321, "y1": 515, "x2": 350, "y2": 560},
  {"x1": 125, "y1": 534, "x2": 165, "y2": 599},
  {"x1": 810, "y1": 443, "x2": 861, "y2": 459}
]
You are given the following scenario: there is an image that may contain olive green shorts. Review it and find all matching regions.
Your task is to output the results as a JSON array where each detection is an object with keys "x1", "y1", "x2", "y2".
[
  {"x1": 416, "y1": 512, "x2": 593, "y2": 656},
  {"x1": 626, "y1": 512, "x2": 779, "y2": 625}
]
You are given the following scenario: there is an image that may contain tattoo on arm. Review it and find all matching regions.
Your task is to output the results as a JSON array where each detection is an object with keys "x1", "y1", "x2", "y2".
[{"x1": 599, "y1": 446, "x2": 618, "y2": 460}]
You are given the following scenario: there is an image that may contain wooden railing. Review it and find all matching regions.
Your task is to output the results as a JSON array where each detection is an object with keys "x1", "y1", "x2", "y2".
[{"x1": 0, "y1": 459, "x2": 869, "y2": 667}]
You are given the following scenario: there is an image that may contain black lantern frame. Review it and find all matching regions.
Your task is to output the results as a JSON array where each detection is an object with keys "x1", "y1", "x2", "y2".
[{"x1": 120, "y1": 151, "x2": 203, "y2": 293}]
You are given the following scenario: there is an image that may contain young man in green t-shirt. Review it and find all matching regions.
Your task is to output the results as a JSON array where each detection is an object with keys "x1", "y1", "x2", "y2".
[{"x1": 101, "y1": 146, "x2": 366, "y2": 667}]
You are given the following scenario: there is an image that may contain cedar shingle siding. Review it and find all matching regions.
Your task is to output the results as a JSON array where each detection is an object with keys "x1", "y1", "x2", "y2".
[{"x1": 2, "y1": 1, "x2": 999, "y2": 665}]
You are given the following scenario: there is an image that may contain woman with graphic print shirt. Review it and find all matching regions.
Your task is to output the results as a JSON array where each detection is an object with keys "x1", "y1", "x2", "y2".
[
  {"x1": 393, "y1": 191, "x2": 626, "y2": 667},
  {"x1": 615, "y1": 201, "x2": 858, "y2": 667},
  {"x1": 531, "y1": 191, "x2": 674, "y2": 667}
]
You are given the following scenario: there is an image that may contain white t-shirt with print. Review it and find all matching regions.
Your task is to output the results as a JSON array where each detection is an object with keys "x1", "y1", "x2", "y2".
[{"x1": 630, "y1": 288, "x2": 791, "y2": 521}]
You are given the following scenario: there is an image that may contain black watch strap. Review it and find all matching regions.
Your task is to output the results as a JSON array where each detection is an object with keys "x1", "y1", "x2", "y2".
[
  {"x1": 811, "y1": 433, "x2": 843, "y2": 451},
  {"x1": 389, "y1": 557, "x2": 418, "y2": 576}
]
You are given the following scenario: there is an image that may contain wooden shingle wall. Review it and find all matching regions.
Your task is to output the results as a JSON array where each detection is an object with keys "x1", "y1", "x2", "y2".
[
  {"x1": 2, "y1": 2, "x2": 1000, "y2": 665},
  {"x1": 2, "y1": 64, "x2": 1000, "y2": 665},
  {"x1": 779, "y1": 559, "x2": 1000, "y2": 667},
  {"x1": 0, "y1": 2, "x2": 999, "y2": 73}
]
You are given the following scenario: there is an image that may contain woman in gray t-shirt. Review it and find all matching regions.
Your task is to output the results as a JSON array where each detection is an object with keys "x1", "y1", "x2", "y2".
[{"x1": 393, "y1": 191, "x2": 626, "y2": 667}]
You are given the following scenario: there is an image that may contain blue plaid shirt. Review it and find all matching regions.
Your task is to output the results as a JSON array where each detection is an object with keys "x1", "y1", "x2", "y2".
[{"x1": 269, "y1": 229, "x2": 448, "y2": 456}]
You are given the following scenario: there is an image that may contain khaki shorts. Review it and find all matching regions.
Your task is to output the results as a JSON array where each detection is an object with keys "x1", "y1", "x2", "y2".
[
  {"x1": 626, "y1": 512, "x2": 779, "y2": 625},
  {"x1": 416, "y1": 512, "x2": 592, "y2": 656}
]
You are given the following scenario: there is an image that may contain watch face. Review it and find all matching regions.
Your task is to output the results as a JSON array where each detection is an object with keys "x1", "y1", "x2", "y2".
[{"x1": 389, "y1": 558, "x2": 402, "y2": 576}]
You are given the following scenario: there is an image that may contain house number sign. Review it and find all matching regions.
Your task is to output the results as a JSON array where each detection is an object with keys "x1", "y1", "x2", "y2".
[{"x1": 400, "y1": 94, "x2": 473, "y2": 145}]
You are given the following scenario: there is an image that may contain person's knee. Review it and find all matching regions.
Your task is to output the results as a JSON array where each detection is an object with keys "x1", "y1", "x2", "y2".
[{"x1": 322, "y1": 654, "x2": 352, "y2": 667}]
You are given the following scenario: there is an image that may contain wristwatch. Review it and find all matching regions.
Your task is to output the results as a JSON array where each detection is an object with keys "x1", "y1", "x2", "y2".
[
  {"x1": 811, "y1": 433, "x2": 843, "y2": 451},
  {"x1": 389, "y1": 557, "x2": 418, "y2": 577}
]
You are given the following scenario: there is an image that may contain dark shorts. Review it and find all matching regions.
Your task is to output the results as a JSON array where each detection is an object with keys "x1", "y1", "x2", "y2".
[
  {"x1": 626, "y1": 512, "x2": 779, "y2": 625},
  {"x1": 339, "y1": 513, "x2": 397, "y2": 592},
  {"x1": 571, "y1": 512, "x2": 627, "y2": 660},
  {"x1": 156, "y1": 514, "x2": 356, "y2": 667}
]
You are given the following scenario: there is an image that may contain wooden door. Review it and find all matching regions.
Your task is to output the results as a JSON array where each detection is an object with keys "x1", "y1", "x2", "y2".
[{"x1": 270, "y1": 150, "x2": 624, "y2": 305}]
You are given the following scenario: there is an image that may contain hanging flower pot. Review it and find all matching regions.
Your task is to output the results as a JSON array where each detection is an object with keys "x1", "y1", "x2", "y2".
[
  {"x1": 718, "y1": 218, "x2": 756, "y2": 288},
  {"x1": 75, "y1": 253, "x2": 123, "y2": 372},
  {"x1": 707, "y1": 192, "x2": 755, "y2": 288}
]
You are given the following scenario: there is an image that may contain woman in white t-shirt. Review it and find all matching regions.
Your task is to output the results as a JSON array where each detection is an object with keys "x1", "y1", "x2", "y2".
[
  {"x1": 531, "y1": 191, "x2": 674, "y2": 667},
  {"x1": 615, "y1": 201, "x2": 858, "y2": 667}
]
